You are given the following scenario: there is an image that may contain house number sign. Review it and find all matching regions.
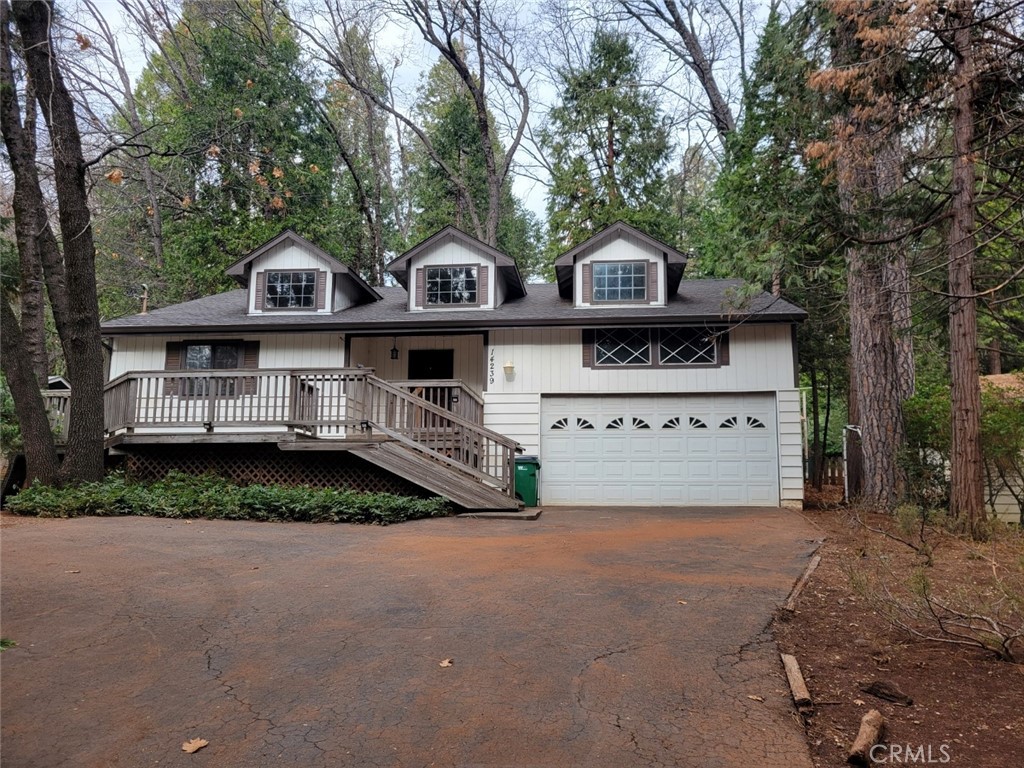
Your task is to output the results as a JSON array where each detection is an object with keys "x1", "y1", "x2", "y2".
[{"x1": 489, "y1": 349, "x2": 496, "y2": 385}]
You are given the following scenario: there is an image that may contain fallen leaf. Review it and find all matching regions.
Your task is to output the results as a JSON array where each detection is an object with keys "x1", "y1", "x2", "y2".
[
  {"x1": 677, "y1": 600, "x2": 688, "y2": 605},
  {"x1": 439, "y1": 658, "x2": 454, "y2": 668},
  {"x1": 181, "y1": 738, "x2": 208, "y2": 753},
  {"x1": 105, "y1": 168, "x2": 124, "y2": 184},
  {"x1": 233, "y1": 107, "x2": 244, "y2": 119},
  {"x1": 747, "y1": 695, "x2": 764, "y2": 702},
  {"x1": 65, "y1": 570, "x2": 81, "y2": 574}
]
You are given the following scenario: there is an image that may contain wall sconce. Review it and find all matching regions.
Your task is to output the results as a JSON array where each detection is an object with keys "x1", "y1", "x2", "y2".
[
  {"x1": 503, "y1": 360, "x2": 515, "y2": 376},
  {"x1": 390, "y1": 337, "x2": 399, "y2": 360}
]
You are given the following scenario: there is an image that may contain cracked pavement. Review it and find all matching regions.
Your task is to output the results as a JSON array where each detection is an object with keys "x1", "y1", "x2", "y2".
[{"x1": 0, "y1": 507, "x2": 819, "y2": 767}]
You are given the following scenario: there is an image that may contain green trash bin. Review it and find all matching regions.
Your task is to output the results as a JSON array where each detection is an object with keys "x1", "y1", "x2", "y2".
[{"x1": 515, "y1": 455, "x2": 541, "y2": 507}]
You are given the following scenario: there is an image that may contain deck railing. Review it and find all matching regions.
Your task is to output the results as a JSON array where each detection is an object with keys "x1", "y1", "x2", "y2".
[
  {"x1": 99, "y1": 368, "x2": 516, "y2": 497},
  {"x1": 355, "y1": 375, "x2": 515, "y2": 493},
  {"x1": 42, "y1": 391, "x2": 71, "y2": 442},
  {"x1": 389, "y1": 380, "x2": 484, "y2": 424}
]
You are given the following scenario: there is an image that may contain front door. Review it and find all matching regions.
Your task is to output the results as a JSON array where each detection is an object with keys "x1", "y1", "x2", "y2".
[{"x1": 408, "y1": 349, "x2": 454, "y2": 380}]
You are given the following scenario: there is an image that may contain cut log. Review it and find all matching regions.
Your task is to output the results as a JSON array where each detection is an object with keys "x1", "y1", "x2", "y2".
[
  {"x1": 847, "y1": 709, "x2": 885, "y2": 766},
  {"x1": 784, "y1": 554, "x2": 821, "y2": 612},
  {"x1": 780, "y1": 653, "x2": 813, "y2": 710}
]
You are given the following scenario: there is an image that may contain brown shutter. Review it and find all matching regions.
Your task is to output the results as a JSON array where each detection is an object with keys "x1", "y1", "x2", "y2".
[
  {"x1": 415, "y1": 268, "x2": 425, "y2": 307},
  {"x1": 242, "y1": 341, "x2": 260, "y2": 395},
  {"x1": 254, "y1": 272, "x2": 266, "y2": 311},
  {"x1": 718, "y1": 331, "x2": 730, "y2": 366},
  {"x1": 478, "y1": 265, "x2": 489, "y2": 306},
  {"x1": 315, "y1": 271, "x2": 327, "y2": 310},
  {"x1": 647, "y1": 261, "x2": 658, "y2": 303},
  {"x1": 581, "y1": 329, "x2": 594, "y2": 367},
  {"x1": 164, "y1": 342, "x2": 183, "y2": 395},
  {"x1": 582, "y1": 263, "x2": 592, "y2": 303}
]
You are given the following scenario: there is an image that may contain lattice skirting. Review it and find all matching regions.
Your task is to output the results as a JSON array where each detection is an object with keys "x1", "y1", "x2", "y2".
[{"x1": 119, "y1": 445, "x2": 431, "y2": 498}]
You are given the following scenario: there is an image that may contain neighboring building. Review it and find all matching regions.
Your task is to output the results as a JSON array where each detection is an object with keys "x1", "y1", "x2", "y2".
[
  {"x1": 983, "y1": 373, "x2": 1024, "y2": 525},
  {"x1": 98, "y1": 223, "x2": 807, "y2": 510}
]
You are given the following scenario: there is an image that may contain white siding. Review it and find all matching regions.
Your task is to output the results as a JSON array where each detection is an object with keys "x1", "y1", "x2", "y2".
[
  {"x1": 987, "y1": 466, "x2": 1022, "y2": 524},
  {"x1": 484, "y1": 392, "x2": 542, "y2": 454},
  {"x1": 349, "y1": 334, "x2": 485, "y2": 394},
  {"x1": 573, "y1": 233, "x2": 665, "y2": 307},
  {"x1": 108, "y1": 332, "x2": 346, "y2": 380},
  {"x1": 408, "y1": 241, "x2": 496, "y2": 311},
  {"x1": 488, "y1": 325, "x2": 796, "y2": 394},
  {"x1": 247, "y1": 241, "x2": 337, "y2": 314},
  {"x1": 333, "y1": 273, "x2": 364, "y2": 312},
  {"x1": 776, "y1": 389, "x2": 804, "y2": 508}
]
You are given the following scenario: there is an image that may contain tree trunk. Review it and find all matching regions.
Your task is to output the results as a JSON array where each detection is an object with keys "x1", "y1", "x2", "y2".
[
  {"x1": 987, "y1": 338, "x2": 1001, "y2": 375},
  {"x1": 947, "y1": 0, "x2": 984, "y2": 535},
  {"x1": 847, "y1": 244, "x2": 907, "y2": 508},
  {"x1": 0, "y1": 296, "x2": 60, "y2": 485},
  {"x1": 13, "y1": 0, "x2": 105, "y2": 484},
  {"x1": 810, "y1": 367, "x2": 823, "y2": 490}
]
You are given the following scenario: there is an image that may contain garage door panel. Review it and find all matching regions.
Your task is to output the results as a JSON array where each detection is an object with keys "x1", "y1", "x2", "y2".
[{"x1": 540, "y1": 394, "x2": 779, "y2": 506}]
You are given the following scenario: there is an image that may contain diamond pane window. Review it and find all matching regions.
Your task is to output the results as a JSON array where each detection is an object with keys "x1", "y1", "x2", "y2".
[
  {"x1": 595, "y1": 329, "x2": 651, "y2": 366},
  {"x1": 593, "y1": 262, "x2": 647, "y2": 302},
  {"x1": 426, "y1": 266, "x2": 477, "y2": 305},
  {"x1": 265, "y1": 271, "x2": 316, "y2": 309},
  {"x1": 659, "y1": 328, "x2": 717, "y2": 365}
]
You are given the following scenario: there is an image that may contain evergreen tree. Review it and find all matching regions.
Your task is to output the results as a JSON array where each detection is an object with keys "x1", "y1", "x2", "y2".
[{"x1": 542, "y1": 29, "x2": 675, "y2": 255}]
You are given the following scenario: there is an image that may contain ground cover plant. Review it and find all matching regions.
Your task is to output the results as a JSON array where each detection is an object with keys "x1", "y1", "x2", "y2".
[{"x1": 6, "y1": 472, "x2": 449, "y2": 525}]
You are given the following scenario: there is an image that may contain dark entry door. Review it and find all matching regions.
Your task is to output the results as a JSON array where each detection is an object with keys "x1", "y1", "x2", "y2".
[{"x1": 408, "y1": 349, "x2": 454, "y2": 380}]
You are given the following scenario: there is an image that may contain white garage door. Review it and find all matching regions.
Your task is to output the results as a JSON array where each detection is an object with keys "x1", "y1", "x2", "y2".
[{"x1": 540, "y1": 394, "x2": 779, "y2": 506}]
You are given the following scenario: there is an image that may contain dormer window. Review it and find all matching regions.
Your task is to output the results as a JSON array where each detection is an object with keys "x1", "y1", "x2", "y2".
[
  {"x1": 427, "y1": 265, "x2": 479, "y2": 305},
  {"x1": 265, "y1": 271, "x2": 317, "y2": 309},
  {"x1": 593, "y1": 262, "x2": 647, "y2": 302}
]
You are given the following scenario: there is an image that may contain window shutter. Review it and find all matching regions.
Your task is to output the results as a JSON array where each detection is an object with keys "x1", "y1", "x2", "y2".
[
  {"x1": 718, "y1": 331, "x2": 730, "y2": 366},
  {"x1": 316, "y1": 271, "x2": 327, "y2": 310},
  {"x1": 582, "y1": 263, "x2": 592, "y2": 303},
  {"x1": 254, "y1": 272, "x2": 266, "y2": 311},
  {"x1": 415, "y1": 268, "x2": 425, "y2": 307},
  {"x1": 164, "y1": 342, "x2": 183, "y2": 395},
  {"x1": 647, "y1": 262, "x2": 658, "y2": 303},
  {"x1": 581, "y1": 329, "x2": 594, "y2": 367},
  {"x1": 478, "y1": 265, "x2": 489, "y2": 306},
  {"x1": 242, "y1": 340, "x2": 260, "y2": 395}
]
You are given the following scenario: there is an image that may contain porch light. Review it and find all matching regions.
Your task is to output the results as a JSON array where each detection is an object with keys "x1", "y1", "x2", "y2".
[
  {"x1": 390, "y1": 337, "x2": 399, "y2": 360},
  {"x1": 503, "y1": 360, "x2": 515, "y2": 376}
]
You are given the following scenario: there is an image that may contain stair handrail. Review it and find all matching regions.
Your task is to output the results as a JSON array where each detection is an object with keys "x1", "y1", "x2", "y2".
[{"x1": 358, "y1": 374, "x2": 517, "y2": 494}]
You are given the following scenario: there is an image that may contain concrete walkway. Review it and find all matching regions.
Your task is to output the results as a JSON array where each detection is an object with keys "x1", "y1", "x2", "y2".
[{"x1": 0, "y1": 507, "x2": 819, "y2": 767}]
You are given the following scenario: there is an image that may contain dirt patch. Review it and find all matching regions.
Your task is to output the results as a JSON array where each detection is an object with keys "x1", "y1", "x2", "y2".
[{"x1": 775, "y1": 487, "x2": 1024, "y2": 767}]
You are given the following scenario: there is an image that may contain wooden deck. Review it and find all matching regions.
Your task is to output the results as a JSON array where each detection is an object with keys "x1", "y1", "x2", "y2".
[{"x1": 46, "y1": 369, "x2": 519, "y2": 510}]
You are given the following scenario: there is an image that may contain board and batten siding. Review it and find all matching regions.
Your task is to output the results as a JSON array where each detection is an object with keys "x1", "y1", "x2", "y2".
[
  {"x1": 108, "y1": 332, "x2": 346, "y2": 380},
  {"x1": 573, "y1": 233, "x2": 666, "y2": 307},
  {"x1": 348, "y1": 334, "x2": 485, "y2": 394},
  {"x1": 484, "y1": 323, "x2": 803, "y2": 506},
  {"x1": 487, "y1": 325, "x2": 795, "y2": 394},
  {"x1": 247, "y1": 241, "x2": 338, "y2": 314},
  {"x1": 407, "y1": 241, "x2": 496, "y2": 311}
]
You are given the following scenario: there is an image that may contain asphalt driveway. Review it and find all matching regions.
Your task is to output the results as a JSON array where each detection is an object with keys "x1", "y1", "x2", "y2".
[{"x1": 1, "y1": 507, "x2": 819, "y2": 767}]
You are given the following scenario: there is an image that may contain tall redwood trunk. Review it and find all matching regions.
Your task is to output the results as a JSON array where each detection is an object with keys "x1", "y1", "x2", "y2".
[{"x1": 947, "y1": 0, "x2": 984, "y2": 533}]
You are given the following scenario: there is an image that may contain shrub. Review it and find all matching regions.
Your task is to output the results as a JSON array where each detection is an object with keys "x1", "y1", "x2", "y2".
[{"x1": 7, "y1": 472, "x2": 450, "y2": 525}]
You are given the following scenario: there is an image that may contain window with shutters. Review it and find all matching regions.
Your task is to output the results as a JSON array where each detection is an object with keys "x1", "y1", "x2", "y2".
[
  {"x1": 426, "y1": 266, "x2": 478, "y2": 305},
  {"x1": 183, "y1": 343, "x2": 241, "y2": 396},
  {"x1": 585, "y1": 327, "x2": 728, "y2": 369},
  {"x1": 264, "y1": 271, "x2": 318, "y2": 309},
  {"x1": 592, "y1": 262, "x2": 647, "y2": 302}
]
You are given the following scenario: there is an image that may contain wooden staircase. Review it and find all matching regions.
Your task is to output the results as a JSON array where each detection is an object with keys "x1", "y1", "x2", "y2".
[{"x1": 93, "y1": 368, "x2": 521, "y2": 511}]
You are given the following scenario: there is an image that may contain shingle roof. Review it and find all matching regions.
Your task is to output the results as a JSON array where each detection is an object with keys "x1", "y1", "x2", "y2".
[{"x1": 101, "y1": 280, "x2": 807, "y2": 335}]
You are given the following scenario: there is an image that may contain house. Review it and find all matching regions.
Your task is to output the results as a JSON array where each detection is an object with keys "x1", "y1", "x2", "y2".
[
  {"x1": 982, "y1": 373, "x2": 1024, "y2": 525},
  {"x1": 96, "y1": 222, "x2": 807, "y2": 510}
]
